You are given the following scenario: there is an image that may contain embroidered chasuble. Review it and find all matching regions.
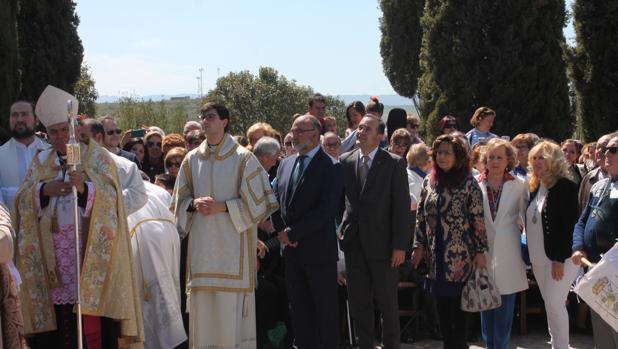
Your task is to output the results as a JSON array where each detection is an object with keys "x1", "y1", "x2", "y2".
[
  {"x1": 12, "y1": 140, "x2": 144, "y2": 346},
  {"x1": 172, "y1": 134, "x2": 278, "y2": 348}
]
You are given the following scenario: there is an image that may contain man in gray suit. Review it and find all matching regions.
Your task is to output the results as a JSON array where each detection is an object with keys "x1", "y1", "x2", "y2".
[{"x1": 339, "y1": 115, "x2": 411, "y2": 349}]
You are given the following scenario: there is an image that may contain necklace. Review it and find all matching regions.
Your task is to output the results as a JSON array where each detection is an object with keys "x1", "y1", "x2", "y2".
[
  {"x1": 487, "y1": 180, "x2": 504, "y2": 220},
  {"x1": 532, "y1": 186, "x2": 545, "y2": 224}
]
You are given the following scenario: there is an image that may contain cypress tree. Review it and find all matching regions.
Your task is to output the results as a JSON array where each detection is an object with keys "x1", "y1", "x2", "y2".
[
  {"x1": 18, "y1": 0, "x2": 83, "y2": 102},
  {"x1": 0, "y1": 0, "x2": 20, "y2": 144},
  {"x1": 379, "y1": 0, "x2": 425, "y2": 99},
  {"x1": 418, "y1": 0, "x2": 572, "y2": 141},
  {"x1": 570, "y1": 1, "x2": 618, "y2": 141}
]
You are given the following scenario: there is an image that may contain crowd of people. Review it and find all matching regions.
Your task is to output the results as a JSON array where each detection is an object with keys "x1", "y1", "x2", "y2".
[{"x1": 0, "y1": 86, "x2": 617, "y2": 349}]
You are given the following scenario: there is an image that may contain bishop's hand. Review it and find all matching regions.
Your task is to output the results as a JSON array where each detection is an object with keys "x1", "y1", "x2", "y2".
[{"x1": 43, "y1": 179, "x2": 73, "y2": 197}]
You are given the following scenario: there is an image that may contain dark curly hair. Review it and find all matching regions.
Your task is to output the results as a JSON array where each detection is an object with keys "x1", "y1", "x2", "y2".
[{"x1": 431, "y1": 134, "x2": 471, "y2": 189}]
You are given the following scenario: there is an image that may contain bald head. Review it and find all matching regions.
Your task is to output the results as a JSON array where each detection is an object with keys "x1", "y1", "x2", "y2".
[
  {"x1": 596, "y1": 133, "x2": 615, "y2": 170},
  {"x1": 290, "y1": 114, "x2": 321, "y2": 155}
]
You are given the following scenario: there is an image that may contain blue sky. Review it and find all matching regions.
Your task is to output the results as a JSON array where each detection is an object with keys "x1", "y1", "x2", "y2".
[{"x1": 75, "y1": 0, "x2": 575, "y2": 97}]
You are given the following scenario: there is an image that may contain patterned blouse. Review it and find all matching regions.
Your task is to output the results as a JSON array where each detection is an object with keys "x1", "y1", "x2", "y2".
[{"x1": 414, "y1": 175, "x2": 488, "y2": 284}]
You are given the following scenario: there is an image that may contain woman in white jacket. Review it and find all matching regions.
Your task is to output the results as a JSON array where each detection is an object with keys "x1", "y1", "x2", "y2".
[{"x1": 476, "y1": 138, "x2": 529, "y2": 349}]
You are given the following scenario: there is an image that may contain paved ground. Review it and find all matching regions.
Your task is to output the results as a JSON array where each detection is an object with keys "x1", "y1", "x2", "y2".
[{"x1": 401, "y1": 331, "x2": 594, "y2": 348}]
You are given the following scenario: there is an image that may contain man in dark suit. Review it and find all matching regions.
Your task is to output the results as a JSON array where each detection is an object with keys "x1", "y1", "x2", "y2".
[
  {"x1": 272, "y1": 114, "x2": 343, "y2": 349},
  {"x1": 339, "y1": 115, "x2": 411, "y2": 349}
]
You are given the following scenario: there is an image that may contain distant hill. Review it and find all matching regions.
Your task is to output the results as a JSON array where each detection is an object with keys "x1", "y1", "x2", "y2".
[
  {"x1": 96, "y1": 93, "x2": 414, "y2": 106},
  {"x1": 97, "y1": 94, "x2": 199, "y2": 103},
  {"x1": 336, "y1": 94, "x2": 414, "y2": 106}
]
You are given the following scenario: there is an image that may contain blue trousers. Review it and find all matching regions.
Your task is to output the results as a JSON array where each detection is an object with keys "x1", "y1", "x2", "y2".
[{"x1": 480, "y1": 293, "x2": 517, "y2": 349}]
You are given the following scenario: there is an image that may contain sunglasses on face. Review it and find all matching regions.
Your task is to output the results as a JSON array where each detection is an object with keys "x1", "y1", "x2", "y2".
[
  {"x1": 606, "y1": 146, "x2": 618, "y2": 155},
  {"x1": 166, "y1": 161, "x2": 182, "y2": 168},
  {"x1": 407, "y1": 124, "x2": 420, "y2": 129},
  {"x1": 147, "y1": 141, "x2": 162, "y2": 148},
  {"x1": 106, "y1": 128, "x2": 122, "y2": 136},
  {"x1": 284, "y1": 141, "x2": 293, "y2": 147},
  {"x1": 444, "y1": 123, "x2": 457, "y2": 129}
]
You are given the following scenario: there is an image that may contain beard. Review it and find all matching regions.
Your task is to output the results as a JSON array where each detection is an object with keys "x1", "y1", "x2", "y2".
[{"x1": 11, "y1": 126, "x2": 35, "y2": 139}]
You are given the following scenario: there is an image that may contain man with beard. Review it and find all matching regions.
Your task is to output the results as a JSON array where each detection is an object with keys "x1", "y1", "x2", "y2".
[{"x1": 0, "y1": 101, "x2": 49, "y2": 208}]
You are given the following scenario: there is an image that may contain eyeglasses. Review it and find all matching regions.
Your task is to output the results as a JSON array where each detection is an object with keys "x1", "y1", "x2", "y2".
[
  {"x1": 147, "y1": 141, "x2": 162, "y2": 148},
  {"x1": 606, "y1": 146, "x2": 618, "y2": 155},
  {"x1": 106, "y1": 128, "x2": 122, "y2": 136},
  {"x1": 166, "y1": 161, "x2": 182, "y2": 168},
  {"x1": 200, "y1": 111, "x2": 219, "y2": 121},
  {"x1": 290, "y1": 128, "x2": 315, "y2": 135},
  {"x1": 284, "y1": 141, "x2": 293, "y2": 147},
  {"x1": 407, "y1": 124, "x2": 420, "y2": 129}
]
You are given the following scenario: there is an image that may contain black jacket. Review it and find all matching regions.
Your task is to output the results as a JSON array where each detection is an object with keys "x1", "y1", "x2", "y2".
[
  {"x1": 529, "y1": 177, "x2": 579, "y2": 262},
  {"x1": 272, "y1": 148, "x2": 344, "y2": 265},
  {"x1": 339, "y1": 148, "x2": 411, "y2": 260}
]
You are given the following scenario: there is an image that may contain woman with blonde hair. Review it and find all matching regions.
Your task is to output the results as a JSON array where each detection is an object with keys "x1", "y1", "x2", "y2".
[
  {"x1": 477, "y1": 138, "x2": 528, "y2": 349},
  {"x1": 526, "y1": 140, "x2": 579, "y2": 349},
  {"x1": 164, "y1": 146, "x2": 187, "y2": 177},
  {"x1": 246, "y1": 122, "x2": 275, "y2": 150}
]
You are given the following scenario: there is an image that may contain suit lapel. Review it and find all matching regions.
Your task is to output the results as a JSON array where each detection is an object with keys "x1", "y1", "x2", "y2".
[
  {"x1": 351, "y1": 150, "x2": 362, "y2": 194},
  {"x1": 289, "y1": 149, "x2": 321, "y2": 206},
  {"x1": 281, "y1": 154, "x2": 297, "y2": 209},
  {"x1": 479, "y1": 181, "x2": 496, "y2": 229}
]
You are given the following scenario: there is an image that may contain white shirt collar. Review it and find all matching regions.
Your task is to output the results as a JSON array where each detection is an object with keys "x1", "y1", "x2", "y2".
[
  {"x1": 303, "y1": 144, "x2": 321, "y2": 160},
  {"x1": 359, "y1": 145, "x2": 379, "y2": 162},
  {"x1": 12, "y1": 138, "x2": 39, "y2": 151}
]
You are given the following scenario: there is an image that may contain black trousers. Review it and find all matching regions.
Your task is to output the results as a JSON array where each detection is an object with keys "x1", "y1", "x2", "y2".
[
  {"x1": 345, "y1": 252, "x2": 400, "y2": 349},
  {"x1": 285, "y1": 259, "x2": 339, "y2": 349},
  {"x1": 435, "y1": 295, "x2": 468, "y2": 349}
]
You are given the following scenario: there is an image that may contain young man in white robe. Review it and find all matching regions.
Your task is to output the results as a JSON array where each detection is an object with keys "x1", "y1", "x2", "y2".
[
  {"x1": 172, "y1": 102, "x2": 278, "y2": 349},
  {"x1": 129, "y1": 180, "x2": 186, "y2": 349}
]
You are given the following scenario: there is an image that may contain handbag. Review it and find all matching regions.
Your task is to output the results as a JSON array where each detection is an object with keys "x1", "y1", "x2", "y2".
[{"x1": 461, "y1": 267, "x2": 502, "y2": 312}]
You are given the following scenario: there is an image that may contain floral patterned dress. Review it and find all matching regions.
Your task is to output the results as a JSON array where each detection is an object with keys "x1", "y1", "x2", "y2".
[{"x1": 414, "y1": 175, "x2": 488, "y2": 296}]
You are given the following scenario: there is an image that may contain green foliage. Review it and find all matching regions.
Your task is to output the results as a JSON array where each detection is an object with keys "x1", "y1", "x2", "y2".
[
  {"x1": 113, "y1": 97, "x2": 196, "y2": 134},
  {"x1": 417, "y1": 0, "x2": 572, "y2": 142},
  {"x1": 569, "y1": 1, "x2": 618, "y2": 141},
  {"x1": 379, "y1": 0, "x2": 424, "y2": 99},
  {"x1": 74, "y1": 64, "x2": 98, "y2": 118},
  {"x1": 17, "y1": 0, "x2": 83, "y2": 102},
  {"x1": 203, "y1": 67, "x2": 346, "y2": 136},
  {"x1": 0, "y1": 0, "x2": 20, "y2": 144}
]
